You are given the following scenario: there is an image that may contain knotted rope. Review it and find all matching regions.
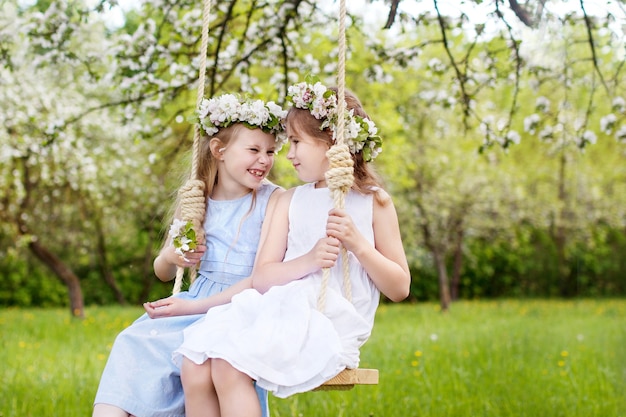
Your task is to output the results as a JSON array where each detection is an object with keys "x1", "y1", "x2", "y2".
[
  {"x1": 172, "y1": 0, "x2": 212, "y2": 294},
  {"x1": 317, "y1": 0, "x2": 354, "y2": 312}
]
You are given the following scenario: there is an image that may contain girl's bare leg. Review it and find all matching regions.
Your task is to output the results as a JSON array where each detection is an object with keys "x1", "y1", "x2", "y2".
[
  {"x1": 212, "y1": 358, "x2": 261, "y2": 417},
  {"x1": 181, "y1": 357, "x2": 220, "y2": 417},
  {"x1": 92, "y1": 404, "x2": 130, "y2": 417}
]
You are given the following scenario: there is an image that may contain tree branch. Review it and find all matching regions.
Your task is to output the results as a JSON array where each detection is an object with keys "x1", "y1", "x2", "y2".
[
  {"x1": 579, "y1": 0, "x2": 610, "y2": 95},
  {"x1": 508, "y1": 0, "x2": 534, "y2": 27},
  {"x1": 433, "y1": 0, "x2": 471, "y2": 127},
  {"x1": 384, "y1": 0, "x2": 401, "y2": 29}
]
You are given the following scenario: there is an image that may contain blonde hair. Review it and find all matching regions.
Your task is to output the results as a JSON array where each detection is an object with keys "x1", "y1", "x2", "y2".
[
  {"x1": 197, "y1": 123, "x2": 249, "y2": 199},
  {"x1": 160, "y1": 123, "x2": 260, "y2": 250}
]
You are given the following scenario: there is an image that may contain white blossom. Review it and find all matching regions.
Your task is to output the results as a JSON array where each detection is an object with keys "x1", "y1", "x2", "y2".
[
  {"x1": 600, "y1": 114, "x2": 617, "y2": 134},
  {"x1": 612, "y1": 97, "x2": 625, "y2": 112},
  {"x1": 536, "y1": 96, "x2": 551, "y2": 112},
  {"x1": 506, "y1": 130, "x2": 521, "y2": 145},
  {"x1": 524, "y1": 114, "x2": 541, "y2": 134}
]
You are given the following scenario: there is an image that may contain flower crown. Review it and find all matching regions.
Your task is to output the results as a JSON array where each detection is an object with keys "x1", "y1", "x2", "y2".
[
  {"x1": 198, "y1": 94, "x2": 287, "y2": 148},
  {"x1": 286, "y1": 79, "x2": 383, "y2": 162}
]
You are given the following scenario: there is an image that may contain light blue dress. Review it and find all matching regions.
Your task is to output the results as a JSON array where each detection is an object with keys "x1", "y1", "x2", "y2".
[{"x1": 94, "y1": 182, "x2": 279, "y2": 417}]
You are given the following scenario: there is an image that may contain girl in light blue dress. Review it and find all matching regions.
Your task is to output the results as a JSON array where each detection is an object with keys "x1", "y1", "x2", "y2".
[{"x1": 92, "y1": 94, "x2": 286, "y2": 417}]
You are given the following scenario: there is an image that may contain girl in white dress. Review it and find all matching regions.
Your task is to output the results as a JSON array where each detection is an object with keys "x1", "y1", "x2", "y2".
[{"x1": 148, "y1": 81, "x2": 410, "y2": 417}]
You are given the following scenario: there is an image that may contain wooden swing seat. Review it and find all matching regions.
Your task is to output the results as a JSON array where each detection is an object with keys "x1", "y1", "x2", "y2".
[{"x1": 315, "y1": 368, "x2": 379, "y2": 391}]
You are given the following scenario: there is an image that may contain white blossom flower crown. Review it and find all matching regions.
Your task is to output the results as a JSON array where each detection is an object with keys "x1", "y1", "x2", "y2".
[
  {"x1": 197, "y1": 94, "x2": 288, "y2": 149},
  {"x1": 286, "y1": 79, "x2": 383, "y2": 162}
]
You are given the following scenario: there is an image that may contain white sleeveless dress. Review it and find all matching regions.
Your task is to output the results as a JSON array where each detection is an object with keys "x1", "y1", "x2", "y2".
[{"x1": 175, "y1": 183, "x2": 381, "y2": 398}]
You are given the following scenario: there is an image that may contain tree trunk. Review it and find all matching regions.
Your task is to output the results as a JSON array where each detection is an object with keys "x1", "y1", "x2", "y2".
[
  {"x1": 139, "y1": 233, "x2": 158, "y2": 303},
  {"x1": 433, "y1": 249, "x2": 451, "y2": 312},
  {"x1": 28, "y1": 239, "x2": 85, "y2": 318},
  {"x1": 94, "y1": 216, "x2": 127, "y2": 305},
  {"x1": 419, "y1": 209, "x2": 451, "y2": 312},
  {"x1": 556, "y1": 151, "x2": 572, "y2": 296},
  {"x1": 450, "y1": 227, "x2": 464, "y2": 300},
  {"x1": 17, "y1": 160, "x2": 84, "y2": 317}
]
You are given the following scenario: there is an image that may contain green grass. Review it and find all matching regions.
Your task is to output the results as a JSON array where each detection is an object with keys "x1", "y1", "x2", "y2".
[{"x1": 1, "y1": 300, "x2": 625, "y2": 417}]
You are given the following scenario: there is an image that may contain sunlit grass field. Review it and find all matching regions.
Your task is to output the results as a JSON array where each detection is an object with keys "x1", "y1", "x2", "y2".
[{"x1": 1, "y1": 299, "x2": 625, "y2": 417}]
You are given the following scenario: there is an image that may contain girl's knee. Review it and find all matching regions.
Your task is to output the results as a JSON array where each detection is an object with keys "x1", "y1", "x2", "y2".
[
  {"x1": 212, "y1": 358, "x2": 250, "y2": 388},
  {"x1": 181, "y1": 358, "x2": 214, "y2": 394},
  {"x1": 211, "y1": 359, "x2": 260, "y2": 416}
]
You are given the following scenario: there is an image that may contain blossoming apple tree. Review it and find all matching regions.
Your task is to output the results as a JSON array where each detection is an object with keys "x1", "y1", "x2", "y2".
[{"x1": 1, "y1": 0, "x2": 624, "y2": 315}]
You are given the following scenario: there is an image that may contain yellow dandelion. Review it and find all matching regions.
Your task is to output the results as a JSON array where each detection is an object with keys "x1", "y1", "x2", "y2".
[
  {"x1": 560, "y1": 350, "x2": 569, "y2": 357},
  {"x1": 97, "y1": 354, "x2": 106, "y2": 361},
  {"x1": 414, "y1": 350, "x2": 423, "y2": 357},
  {"x1": 18, "y1": 340, "x2": 26, "y2": 348},
  {"x1": 558, "y1": 360, "x2": 565, "y2": 367},
  {"x1": 411, "y1": 360, "x2": 419, "y2": 367}
]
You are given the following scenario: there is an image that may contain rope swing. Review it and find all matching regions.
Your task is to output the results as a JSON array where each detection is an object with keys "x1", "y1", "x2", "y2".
[
  {"x1": 174, "y1": 0, "x2": 378, "y2": 390},
  {"x1": 171, "y1": 0, "x2": 212, "y2": 294},
  {"x1": 316, "y1": 0, "x2": 379, "y2": 390},
  {"x1": 316, "y1": 0, "x2": 354, "y2": 311}
]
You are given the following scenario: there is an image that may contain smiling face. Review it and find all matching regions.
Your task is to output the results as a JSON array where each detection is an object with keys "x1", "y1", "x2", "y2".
[
  {"x1": 285, "y1": 108, "x2": 333, "y2": 186},
  {"x1": 286, "y1": 123, "x2": 330, "y2": 186},
  {"x1": 211, "y1": 127, "x2": 277, "y2": 199}
]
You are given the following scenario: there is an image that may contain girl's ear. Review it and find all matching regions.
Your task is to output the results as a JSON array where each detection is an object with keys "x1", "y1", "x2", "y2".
[{"x1": 209, "y1": 138, "x2": 225, "y2": 159}]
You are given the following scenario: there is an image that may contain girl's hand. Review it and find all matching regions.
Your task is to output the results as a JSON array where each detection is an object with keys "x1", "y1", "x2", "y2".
[
  {"x1": 167, "y1": 244, "x2": 207, "y2": 268},
  {"x1": 325, "y1": 208, "x2": 362, "y2": 253},
  {"x1": 143, "y1": 297, "x2": 197, "y2": 318},
  {"x1": 154, "y1": 244, "x2": 207, "y2": 283},
  {"x1": 310, "y1": 236, "x2": 340, "y2": 269}
]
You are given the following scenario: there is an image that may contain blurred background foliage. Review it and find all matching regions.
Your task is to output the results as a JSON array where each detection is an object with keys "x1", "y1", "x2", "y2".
[{"x1": 0, "y1": 0, "x2": 624, "y2": 315}]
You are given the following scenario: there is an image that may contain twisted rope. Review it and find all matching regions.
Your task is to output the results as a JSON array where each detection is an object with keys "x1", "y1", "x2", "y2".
[
  {"x1": 317, "y1": 0, "x2": 354, "y2": 312},
  {"x1": 173, "y1": 0, "x2": 212, "y2": 294}
]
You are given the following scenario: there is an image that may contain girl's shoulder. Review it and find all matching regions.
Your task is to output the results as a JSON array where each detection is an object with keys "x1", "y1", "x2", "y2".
[
  {"x1": 277, "y1": 186, "x2": 297, "y2": 204},
  {"x1": 260, "y1": 179, "x2": 282, "y2": 194},
  {"x1": 371, "y1": 188, "x2": 396, "y2": 222},
  {"x1": 274, "y1": 183, "x2": 316, "y2": 211},
  {"x1": 372, "y1": 187, "x2": 392, "y2": 204},
  {"x1": 256, "y1": 181, "x2": 285, "y2": 215},
  {"x1": 356, "y1": 185, "x2": 392, "y2": 208}
]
